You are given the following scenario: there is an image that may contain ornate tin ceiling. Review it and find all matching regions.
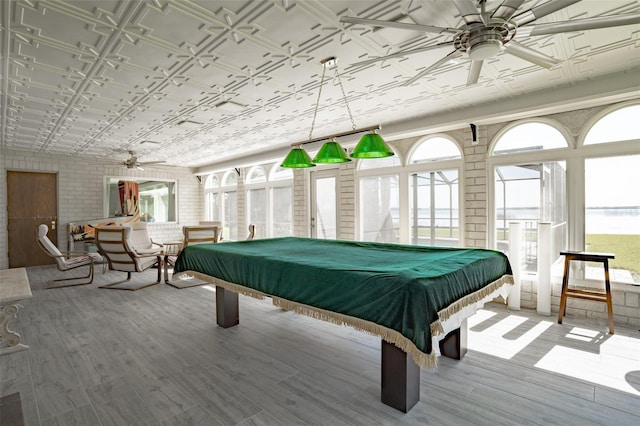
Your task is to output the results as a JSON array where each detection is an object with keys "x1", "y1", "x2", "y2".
[{"x1": 1, "y1": 0, "x2": 639, "y2": 168}]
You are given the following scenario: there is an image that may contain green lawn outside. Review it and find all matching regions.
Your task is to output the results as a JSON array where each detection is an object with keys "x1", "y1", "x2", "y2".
[
  {"x1": 586, "y1": 234, "x2": 640, "y2": 279},
  {"x1": 422, "y1": 228, "x2": 638, "y2": 280}
]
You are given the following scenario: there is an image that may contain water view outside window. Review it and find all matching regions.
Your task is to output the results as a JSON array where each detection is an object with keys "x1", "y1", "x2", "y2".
[
  {"x1": 585, "y1": 155, "x2": 640, "y2": 284},
  {"x1": 410, "y1": 170, "x2": 459, "y2": 247},
  {"x1": 359, "y1": 175, "x2": 400, "y2": 243},
  {"x1": 494, "y1": 161, "x2": 567, "y2": 274}
]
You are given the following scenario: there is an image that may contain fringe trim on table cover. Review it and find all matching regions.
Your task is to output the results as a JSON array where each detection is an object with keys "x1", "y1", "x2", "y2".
[{"x1": 176, "y1": 271, "x2": 514, "y2": 370}]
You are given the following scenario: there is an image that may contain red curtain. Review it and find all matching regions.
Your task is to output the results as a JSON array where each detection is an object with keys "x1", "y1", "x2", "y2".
[{"x1": 118, "y1": 180, "x2": 140, "y2": 221}]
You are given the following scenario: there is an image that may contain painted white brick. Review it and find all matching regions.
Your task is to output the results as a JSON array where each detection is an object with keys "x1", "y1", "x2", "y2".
[{"x1": 626, "y1": 292, "x2": 639, "y2": 308}]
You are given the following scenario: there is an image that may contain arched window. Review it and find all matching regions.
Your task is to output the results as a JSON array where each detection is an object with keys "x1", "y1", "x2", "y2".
[
  {"x1": 270, "y1": 166, "x2": 293, "y2": 181},
  {"x1": 222, "y1": 171, "x2": 237, "y2": 187},
  {"x1": 490, "y1": 121, "x2": 569, "y2": 276},
  {"x1": 410, "y1": 137, "x2": 461, "y2": 163},
  {"x1": 246, "y1": 166, "x2": 267, "y2": 183},
  {"x1": 245, "y1": 163, "x2": 293, "y2": 239},
  {"x1": 204, "y1": 171, "x2": 238, "y2": 241},
  {"x1": 584, "y1": 104, "x2": 640, "y2": 145},
  {"x1": 357, "y1": 151, "x2": 401, "y2": 243},
  {"x1": 493, "y1": 122, "x2": 568, "y2": 155},
  {"x1": 204, "y1": 174, "x2": 219, "y2": 189},
  {"x1": 581, "y1": 104, "x2": 640, "y2": 284},
  {"x1": 408, "y1": 136, "x2": 462, "y2": 247}
]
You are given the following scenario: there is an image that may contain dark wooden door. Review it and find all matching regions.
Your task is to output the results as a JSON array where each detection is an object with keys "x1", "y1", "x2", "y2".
[{"x1": 7, "y1": 171, "x2": 58, "y2": 267}]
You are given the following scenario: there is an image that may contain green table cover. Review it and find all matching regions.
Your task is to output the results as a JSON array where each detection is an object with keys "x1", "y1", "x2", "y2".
[{"x1": 174, "y1": 237, "x2": 512, "y2": 368}]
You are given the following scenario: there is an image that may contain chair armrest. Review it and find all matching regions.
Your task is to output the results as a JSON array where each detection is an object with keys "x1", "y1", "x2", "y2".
[
  {"x1": 59, "y1": 251, "x2": 93, "y2": 258},
  {"x1": 134, "y1": 247, "x2": 164, "y2": 256},
  {"x1": 150, "y1": 239, "x2": 163, "y2": 248}
]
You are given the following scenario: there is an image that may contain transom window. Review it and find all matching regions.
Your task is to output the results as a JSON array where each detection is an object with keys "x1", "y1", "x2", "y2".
[
  {"x1": 493, "y1": 122, "x2": 568, "y2": 155},
  {"x1": 584, "y1": 104, "x2": 640, "y2": 145},
  {"x1": 245, "y1": 163, "x2": 293, "y2": 239},
  {"x1": 410, "y1": 137, "x2": 461, "y2": 163}
]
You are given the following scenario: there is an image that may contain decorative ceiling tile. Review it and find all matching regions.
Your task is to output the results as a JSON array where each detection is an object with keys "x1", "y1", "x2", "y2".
[{"x1": 1, "y1": 0, "x2": 639, "y2": 166}]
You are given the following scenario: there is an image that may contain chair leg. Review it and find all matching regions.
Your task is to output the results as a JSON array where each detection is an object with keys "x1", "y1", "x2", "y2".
[
  {"x1": 100, "y1": 257, "x2": 163, "y2": 291},
  {"x1": 47, "y1": 263, "x2": 94, "y2": 289}
]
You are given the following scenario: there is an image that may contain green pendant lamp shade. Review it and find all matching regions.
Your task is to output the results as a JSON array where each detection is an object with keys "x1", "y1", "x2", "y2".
[
  {"x1": 281, "y1": 147, "x2": 315, "y2": 168},
  {"x1": 351, "y1": 132, "x2": 394, "y2": 158},
  {"x1": 313, "y1": 140, "x2": 351, "y2": 164}
]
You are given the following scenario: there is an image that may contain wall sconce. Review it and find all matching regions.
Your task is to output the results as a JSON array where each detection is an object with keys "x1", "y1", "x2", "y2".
[{"x1": 470, "y1": 123, "x2": 479, "y2": 145}]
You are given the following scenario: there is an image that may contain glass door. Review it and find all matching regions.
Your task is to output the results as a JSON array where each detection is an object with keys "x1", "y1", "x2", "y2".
[{"x1": 311, "y1": 169, "x2": 338, "y2": 239}]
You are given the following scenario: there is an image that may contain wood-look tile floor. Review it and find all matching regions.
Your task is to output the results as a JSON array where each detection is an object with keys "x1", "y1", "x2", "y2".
[{"x1": 1, "y1": 265, "x2": 639, "y2": 425}]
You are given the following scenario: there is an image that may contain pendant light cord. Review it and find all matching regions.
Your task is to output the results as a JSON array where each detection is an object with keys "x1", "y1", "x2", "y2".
[
  {"x1": 308, "y1": 58, "x2": 357, "y2": 140},
  {"x1": 334, "y1": 65, "x2": 356, "y2": 131},
  {"x1": 308, "y1": 63, "x2": 327, "y2": 140}
]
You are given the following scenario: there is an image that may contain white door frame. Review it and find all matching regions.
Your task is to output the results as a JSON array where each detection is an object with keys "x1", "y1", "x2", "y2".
[{"x1": 310, "y1": 168, "x2": 339, "y2": 239}]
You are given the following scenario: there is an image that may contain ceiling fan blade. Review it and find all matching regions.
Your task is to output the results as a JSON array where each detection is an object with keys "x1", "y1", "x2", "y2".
[
  {"x1": 403, "y1": 50, "x2": 463, "y2": 86},
  {"x1": 504, "y1": 40, "x2": 560, "y2": 68},
  {"x1": 491, "y1": 0, "x2": 526, "y2": 21},
  {"x1": 467, "y1": 60, "x2": 483, "y2": 86},
  {"x1": 512, "y1": 0, "x2": 580, "y2": 27},
  {"x1": 453, "y1": 0, "x2": 484, "y2": 26},
  {"x1": 351, "y1": 41, "x2": 455, "y2": 67},
  {"x1": 526, "y1": 13, "x2": 640, "y2": 36},
  {"x1": 339, "y1": 16, "x2": 459, "y2": 35},
  {"x1": 140, "y1": 161, "x2": 166, "y2": 166}
]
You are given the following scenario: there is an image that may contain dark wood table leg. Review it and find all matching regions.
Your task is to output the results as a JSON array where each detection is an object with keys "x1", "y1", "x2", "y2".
[
  {"x1": 558, "y1": 255, "x2": 572, "y2": 324},
  {"x1": 439, "y1": 318, "x2": 468, "y2": 360},
  {"x1": 604, "y1": 259, "x2": 614, "y2": 334},
  {"x1": 381, "y1": 340, "x2": 420, "y2": 412},
  {"x1": 216, "y1": 286, "x2": 239, "y2": 328}
]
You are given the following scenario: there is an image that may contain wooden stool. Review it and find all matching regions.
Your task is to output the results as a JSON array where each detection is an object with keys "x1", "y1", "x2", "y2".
[{"x1": 558, "y1": 251, "x2": 615, "y2": 334}]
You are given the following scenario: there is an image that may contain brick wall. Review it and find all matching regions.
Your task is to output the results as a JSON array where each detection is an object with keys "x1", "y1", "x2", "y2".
[
  {"x1": 0, "y1": 149, "x2": 202, "y2": 269},
  {"x1": 337, "y1": 162, "x2": 356, "y2": 241},
  {"x1": 463, "y1": 125, "x2": 488, "y2": 249}
]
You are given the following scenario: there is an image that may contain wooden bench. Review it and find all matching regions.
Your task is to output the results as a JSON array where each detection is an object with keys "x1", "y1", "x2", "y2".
[
  {"x1": 0, "y1": 268, "x2": 32, "y2": 355},
  {"x1": 558, "y1": 251, "x2": 615, "y2": 334}
]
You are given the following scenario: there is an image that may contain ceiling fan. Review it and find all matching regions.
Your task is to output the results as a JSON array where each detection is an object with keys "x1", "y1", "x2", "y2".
[
  {"x1": 121, "y1": 150, "x2": 166, "y2": 170},
  {"x1": 340, "y1": 0, "x2": 640, "y2": 86}
]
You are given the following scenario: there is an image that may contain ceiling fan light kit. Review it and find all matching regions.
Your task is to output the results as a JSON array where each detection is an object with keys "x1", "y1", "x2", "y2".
[
  {"x1": 340, "y1": 0, "x2": 640, "y2": 86},
  {"x1": 280, "y1": 57, "x2": 392, "y2": 168},
  {"x1": 122, "y1": 150, "x2": 166, "y2": 170}
]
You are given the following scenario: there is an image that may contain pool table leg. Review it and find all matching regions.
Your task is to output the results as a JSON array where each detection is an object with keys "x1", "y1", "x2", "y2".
[
  {"x1": 439, "y1": 319, "x2": 468, "y2": 360},
  {"x1": 380, "y1": 319, "x2": 468, "y2": 412},
  {"x1": 216, "y1": 286, "x2": 239, "y2": 328},
  {"x1": 381, "y1": 340, "x2": 420, "y2": 412}
]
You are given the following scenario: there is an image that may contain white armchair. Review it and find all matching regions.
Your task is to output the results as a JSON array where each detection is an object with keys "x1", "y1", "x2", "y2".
[
  {"x1": 36, "y1": 224, "x2": 103, "y2": 288},
  {"x1": 95, "y1": 225, "x2": 163, "y2": 290}
]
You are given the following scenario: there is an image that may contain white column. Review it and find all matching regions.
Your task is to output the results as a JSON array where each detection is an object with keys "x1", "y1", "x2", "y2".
[
  {"x1": 537, "y1": 222, "x2": 552, "y2": 315},
  {"x1": 507, "y1": 222, "x2": 521, "y2": 311}
]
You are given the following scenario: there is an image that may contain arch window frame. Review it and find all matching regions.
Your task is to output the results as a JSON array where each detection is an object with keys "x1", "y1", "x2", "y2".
[
  {"x1": 355, "y1": 135, "x2": 464, "y2": 246},
  {"x1": 488, "y1": 106, "x2": 640, "y2": 285},
  {"x1": 244, "y1": 163, "x2": 293, "y2": 238}
]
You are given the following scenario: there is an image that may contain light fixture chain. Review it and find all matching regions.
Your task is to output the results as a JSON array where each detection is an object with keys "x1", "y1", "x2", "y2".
[
  {"x1": 334, "y1": 65, "x2": 356, "y2": 130},
  {"x1": 308, "y1": 63, "x2": 327, "y2": 140}
]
